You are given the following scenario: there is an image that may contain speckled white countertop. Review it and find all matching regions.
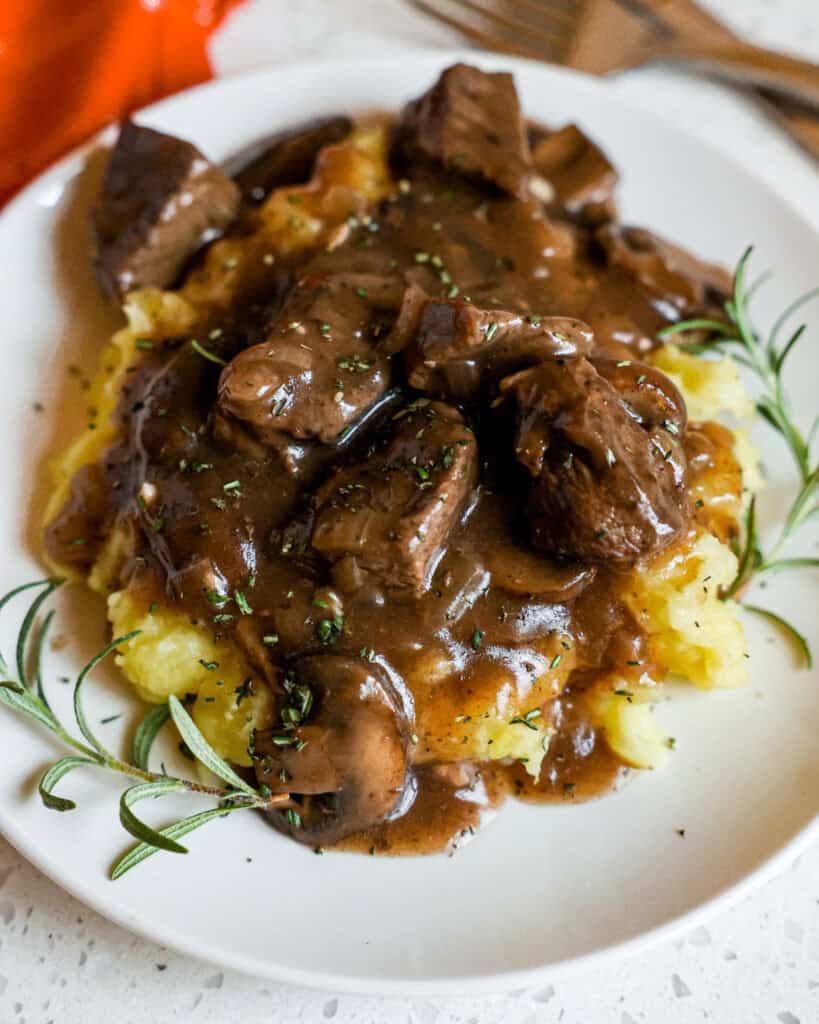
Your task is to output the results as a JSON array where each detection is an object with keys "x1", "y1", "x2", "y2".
[{"x1": 2, "y1": 1, "x2": 818, "y2": 1020}]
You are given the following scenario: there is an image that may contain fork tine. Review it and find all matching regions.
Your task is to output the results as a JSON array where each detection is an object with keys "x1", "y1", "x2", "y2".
[
  {"x1": 508, "y1": 0, "x2": 576, "y2": 27},
  {"x1": 411, "y1": 0, "x2": 561, "y2": 63},
  {"x1": 443, "y1": 0, "x2": 566, "y2": 51}
]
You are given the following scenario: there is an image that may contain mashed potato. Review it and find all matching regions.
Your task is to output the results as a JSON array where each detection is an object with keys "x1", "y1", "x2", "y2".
[
  {"x1": 651, "y1": 343, "x2": 753, "y2": 422},
  {"x1": 595, "y1": 682, "x2": 670, "y2": 770},
  {"x1": 624, "y1": 530, "x2": 747, "y2": 690},
  {"x1": 108, "y1": 588, "x2": 272, "y2": 765}
]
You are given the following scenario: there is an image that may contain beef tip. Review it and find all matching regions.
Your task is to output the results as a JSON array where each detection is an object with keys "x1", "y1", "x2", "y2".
[
  {"x1": 254, "y1": 655, "x2": 412, "y2": 844},
  {"x1": 216, "y1": 274, "x2": 392, "y2": 454},
  {"x1": 406, "y1": 298, "x2": 593, "y2": 400},
  {"x1": 530, "y1": 123, "x2": 618, "y2": 226},
  {"x1": 596, "y1": 225, "x2": 733, "y2": 316},
  {"x1": 501, "y1": 357, "x2": 688, "y2": 565},
  {"x1": 228, "y1": 116, "x2": 352, "y2": 203},
  {"x1": 594, "y1": 358, "x2": 687, "y2": 443},
  {"x1": 91, "y1": 121, "x2": 240, "y2": 298},
  {"x1": 400, "y1": 63, "x2": 533, "y2": 199},
  {"x1": 311, "y1": 400, "x2": 478, "y2": 594}
]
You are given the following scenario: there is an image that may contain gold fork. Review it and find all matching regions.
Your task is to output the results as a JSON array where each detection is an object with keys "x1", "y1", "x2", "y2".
[{"x1": 411, "y1": 0, "x2": 819, "y2": 158}]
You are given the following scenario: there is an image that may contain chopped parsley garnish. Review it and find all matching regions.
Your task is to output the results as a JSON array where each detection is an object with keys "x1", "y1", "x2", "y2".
[
  {"x1": 316, "y1": 614, "x2": 344, "y2": 646},
  {"x1": 337, "y1": 355, "x2": 373, "y2": 373},
  {"x1": 190, "y1": 339, "x2": 227, "y2": 366},
  {"x1": 234, "y1": 678, "x2": 254, "y2": 705}
]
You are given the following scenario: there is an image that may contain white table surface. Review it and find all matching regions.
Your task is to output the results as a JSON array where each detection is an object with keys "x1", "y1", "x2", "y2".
[{"x1": 2, "y1": 1, "x2": 818, "y2": 1020}]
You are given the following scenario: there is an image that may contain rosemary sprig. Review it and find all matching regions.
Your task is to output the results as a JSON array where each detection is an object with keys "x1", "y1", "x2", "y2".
[
  {"x1": 0, "y1": 578, "x2": 288, "y2": 878},
  {"x1": 660, "y1": 247, "x2": 819, "y2": 665}
]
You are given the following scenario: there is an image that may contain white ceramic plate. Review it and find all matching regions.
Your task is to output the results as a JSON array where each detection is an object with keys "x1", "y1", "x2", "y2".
[{"x1": 0, "y1": 51, "x2": 817, "y2": 995}]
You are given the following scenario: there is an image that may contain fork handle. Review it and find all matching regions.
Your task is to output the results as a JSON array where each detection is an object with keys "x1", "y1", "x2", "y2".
[{"x1": 666, "y1": 40, "x2": 819, "y2": 110}]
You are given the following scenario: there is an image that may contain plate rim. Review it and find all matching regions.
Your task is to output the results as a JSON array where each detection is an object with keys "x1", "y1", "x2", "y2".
[{"x1": 1, "y1": 47, "x2": 817, "y2": 995}]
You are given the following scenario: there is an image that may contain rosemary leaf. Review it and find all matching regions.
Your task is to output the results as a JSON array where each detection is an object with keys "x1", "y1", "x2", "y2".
[
  {"x1": 0, "y1": 681, "x2": 58, "y2": 732},
  {"x1": 74, "y1": 631, "x2": 141, "y2": 758},
  {"x1": 724, "y1": 495, "x2": 758, "y2": 600},
  {"x1": 39, "y1": 756, "x2": 97, "y2": 812},
  {"x1": 658, "y1": 318, "x2": 733, "y2": 339},
  {"x1": 767, "y1": 284, "x2": 819, "y2": 354},
  {"x1": 743, "y1": 605, "x2": 812, "y2": 669},
  {"x1": 110, "y1": 805, "x2": 238, "y2": 880},
  {"x1": 0, "y1": 580, "x2": 60, "y2": 673},
  {"x1": 15, "y1": 578, "x2": 63, "y2": 691},
  {"x1": 168, "y1": 695, "x2": 258, "y2": 796},
  {"x1": 131, "y1": 705, "x2": 171, "y2": 771},
  {"x1": 34, "y1": 609, "x2": 56, "y2": 709},
  {"x1": 774, "y1": 323, "x2": 806, "y2": 374},
  {"x1": 119, "y1": 780, "x2": 189, "y2": 853}
]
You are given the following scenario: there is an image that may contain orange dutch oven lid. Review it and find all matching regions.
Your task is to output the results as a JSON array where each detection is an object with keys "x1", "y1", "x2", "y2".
[{"x1": 0, "y1": 0, "x2": 243, "y2": 204}]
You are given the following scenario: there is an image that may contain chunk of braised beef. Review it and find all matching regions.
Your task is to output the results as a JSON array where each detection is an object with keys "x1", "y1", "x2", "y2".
[
  {"x1": 596, "y1": 225, "x2": 733, "y2": 316},
  {"x1": 594, "y1": 358, "x2": 687, "y2": 446},
  {"x1": 529, "y1": 123, "x2": 618, "y2": 226},
  {"x1": 399, "y1": 63, "x2": 533, "y2": 199},
  {"x1": 91, "y1": 121, "x2": 240, "y2": 298},
  {"x1": 216, "y1": 274, "x2": 392, "y2": 454},
  {"x1": 254, "y1": 655, "x2": 412, "y2": 843},
  {"x1": 229, "y1": 116, "x2": 353, "y2": 203},
  {"x1": 406, "y1": 298, "x2": 593, "y2": 400},
  {"x1": 310, "y1": 401, "x2": 478, "y2": 594},
  {"x1": 501, "y1": 357, "x2": 687, "y2": 565}
]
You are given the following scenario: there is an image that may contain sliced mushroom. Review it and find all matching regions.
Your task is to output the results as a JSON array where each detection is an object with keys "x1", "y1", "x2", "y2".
[{"x1": 253, "y1": 655, "x2": 413, "y2": 844}]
